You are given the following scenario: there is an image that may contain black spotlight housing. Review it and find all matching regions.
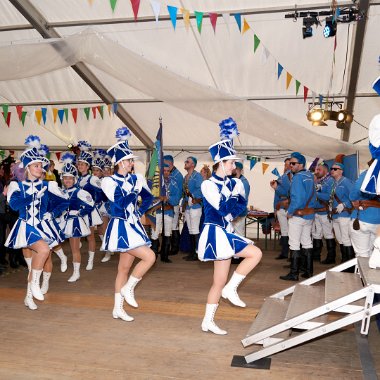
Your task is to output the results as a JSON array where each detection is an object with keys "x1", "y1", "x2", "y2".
[
  {"x1": 302, "y1": 17, "x2": 316, "y2": 38},
  {"x1": 323, "y1": 18, "x2": 337, "y2": 38}
]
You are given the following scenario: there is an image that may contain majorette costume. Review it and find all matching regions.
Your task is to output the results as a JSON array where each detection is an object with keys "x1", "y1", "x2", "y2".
[
  {"x1": 198, "y1": 118, "x2": 253, "y2": 262},
  {"x1": 76, "y1": 140, "x2": 103, "y2": 227},
  {"x1": 59, "y1": 153, "x2": 94, "y2": 239},
  {"x1": 92, "y1": 149, "x2": 109, "y2": 218},
  {"x1": 199, "y1": 118, "x2": 255, "y2": 336},
  {"x1": 5, "y1": 136, "x2": 54, "y2": 308},
  {"x1": 101, "y1": 126, "x2": 154, "y2": 323},
  {"x1": 101, "y1": 127, "x2": 153, "y2": 253}
]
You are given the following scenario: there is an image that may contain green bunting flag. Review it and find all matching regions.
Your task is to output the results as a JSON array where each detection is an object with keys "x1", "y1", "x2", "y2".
[
  {"x1": 110, "y1": 0, "x2": 117, "y2": 12},
  {"x1": 21, "y1": 111, "x2": 27, "y2": 126},
  {"x1": 64, "y1": 108, "x2": 69, "y2": 122},
  {"x1": 84, "y1": 107, "x2": 90, "y2": 120},
  {"x1": 1, "y1": 104, "x2": 8, "y2": 123},
  {"x1": 253, "y1": 34, "x2": 260, "y2": 53},
  {"x1": 296, "y1": 80, "x2": 301, "y2": 95}
]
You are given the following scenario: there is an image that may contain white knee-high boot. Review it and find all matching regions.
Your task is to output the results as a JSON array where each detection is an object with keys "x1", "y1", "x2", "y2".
[
  {"x1": 25, "y1": 257, "x2": 32, "y2": 272},
  {"x1": 201, "y1": 304, "x2": 227, "y2": 335},
  {"x1": 222, "y1": 271, "x2": 246, "y2": 307},
  {"x1": 112, "y1": 293, "x2": 134, "y2": 322},
  {"x1": 30, "y1": 269, "x2": 44, "y2": 301},
  {"x1": 369, "y1": 237, "x2": 380, "y2": 269},
  {"x1": 101, "y1": 252, "x2": 112, "y2": 263},
  {"x1": 86, "y1": 251, "x2": 95, "y2": 270},
  {"x1": 68, "y1": 262, "x2": 80, "y2": 282},
  {"x1": 121, "y1": 276, "x2": 141, "y2": 308},
  {"x1": 41, "y1": 272, "x2": 51, "y2": 295},
  {"x1": 54, "y1": 248, "x2": 67, "y2": 272},
  {"x1": 24, "y1": 282, "x2": 38, "y2": 310}
]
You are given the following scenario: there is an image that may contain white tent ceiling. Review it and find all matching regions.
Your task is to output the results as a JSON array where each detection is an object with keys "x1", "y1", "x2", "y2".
[{"x1": 0, "y1": 0, "x2": 379, "y2": 163}]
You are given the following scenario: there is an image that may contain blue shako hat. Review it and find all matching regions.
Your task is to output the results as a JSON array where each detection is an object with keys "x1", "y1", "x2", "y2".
[
  {"x1": 208, "y1": 117, "x2": 241, "y2": 163},
  {"x1": 61, "y1": 152, "x2": 78, "y2": 178},
  {"x1": 39, "y1": 144, "x2": 50, "y2": 172},
  {"x1": 107, "y1": 126, "x2": 138, "y2": 165},
  {"x1": 92, "y1": 150, "x2": 106, "y2": 171},
  {"x1": 20, "y1": 135, "x2": 45, "y2": 168},
  {"x1": 361, "y1": 113, "x2": 380, "y2": 195},
  {"x1": 103, "y1": 155, "x2": 113, "y2": 169},
  {"x1": 77, "y1": 140, "x2": 93, "y2": 166}
]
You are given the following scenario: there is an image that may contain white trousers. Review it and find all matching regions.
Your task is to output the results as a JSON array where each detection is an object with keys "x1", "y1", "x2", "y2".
[
  {"x1": 288, "y1": 217, "x2": 313, "y2": 250},
  {"x1": 232, "y1": 216, "x2": 246, "y2": 237},
  {"x1": 350, "y1": 220, "x2": 378, "y2": 257},
  {"x1": 185, "y1": 208, "x2": 202, "y2": 235},
  {"x1": 333, "y1": 217, "x2": 351, "y2": 246},
  {"x1": 312, "y1": 214, "x2": 334, "y2": 240},
  {"x1": 172, "y1": 205, "x2": 180, "y2": 231},
  {"x1": 151, "y1": 214, "x2": 173, "y2": 239},
  {"x1": 277, "y1": 208, "x2": 289, "y2": 237}
]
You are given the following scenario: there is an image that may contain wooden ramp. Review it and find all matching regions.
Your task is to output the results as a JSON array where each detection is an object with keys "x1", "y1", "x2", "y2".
[{"x1": 239, "y1": 257, "x2": 380, "y2": 365}]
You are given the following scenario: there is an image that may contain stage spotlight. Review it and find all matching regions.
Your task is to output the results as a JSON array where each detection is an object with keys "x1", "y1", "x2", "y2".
[
  {"x1": 67, "y1": 143, "x2": 73, "y2": 149},
  {"x1": 307, "y1": 108, "x2": 324, "y2": 122},
  {"x1": 302, "y1": 17, "x2": 316, "y2": 39},
  {"x1": 323, "y1": 18, "x2": 337, "y2": 38},
  {"x1": 311, "y1": 120, "x2": 328, "y2": 127},
  {"x1": 336, "y1": 121, "x2": 346, "y2": 129}
]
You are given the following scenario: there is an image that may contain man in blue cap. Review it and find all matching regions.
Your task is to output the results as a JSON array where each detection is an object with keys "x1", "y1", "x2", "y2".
[
  {"x1": 163, "y1": 154, "x2": 183, "y2": 255},
  {"x1": 232, "y1": 161, "x2": 250, "y2": 236},
  {"x1": 329, "y1": 160, "x2": 354, "y2": 263},
  {"x1": 280, "y1": 152, "x2": 317, "y2": 281},
  {"x1": 182, "y1": 156, "x2": 203, "y2": 261}
]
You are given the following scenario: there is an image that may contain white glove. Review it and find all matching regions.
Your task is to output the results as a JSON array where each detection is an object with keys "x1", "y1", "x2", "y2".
[
  {"x1": 315, "y1": 184, "x2": 322, "y2": 192},
  {"x1": 43, "y1": 212, "x2": 52, "y2": 221},
  {"x1": 336, "y1": 203, "x2": 345, "y2": 213},
  {"x1": 134, "y1": 177, "x2": 143, "y2": 193},
  {"x1": 36, "y1": 186, "x2": 47, "y2": 199},
  {"x1": 232, "y1": 180, "x2": 243, "y2": 196}
]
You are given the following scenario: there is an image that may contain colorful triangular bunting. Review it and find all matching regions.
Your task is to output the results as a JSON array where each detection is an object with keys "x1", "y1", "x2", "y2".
[
  {"x1": 71, "y1": 108, "x2": 78, "y2": 123},
  {"x1": 209, "y1": 13, "x2": 218, "y2": 33},
  {"x1": 286, "y1": 72, "x2": 293, "y2": 90},
  {"x1": 167, "y1": 5, "x2": 178, "y2": 30},
  {"x1": 262, "y1": 163, "x2": 269, "y2": 175},
  {"x1": 130, "y1": 0, "x2": 140, "y2": 21},
  {"x1": 233, "y1": 13, "x2": 242, "y2": 32},
  {"x1": 242, "y1": 18, "x2": 250, "y2": 34},
  {"x1": 253, "y1": 34, "x2": 260, "y2": 53},
  {"x1": 277, "y1": 63, "x2": 284, "y2": 79},
  {"x1": 194, "y1": 11, "x2": 203, "y2": 34}
]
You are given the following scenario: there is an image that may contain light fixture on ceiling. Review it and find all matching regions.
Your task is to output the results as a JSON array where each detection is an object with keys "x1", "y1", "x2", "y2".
[
  {"x1": 323, "y1": 17, "x2": 337, "y2": 38},
  {"x1": 306, "y1": 104, "x2": 353, "y2": 128},
  {"x1": 302, "y1": 16, "x2": 318, "y2": 38}
]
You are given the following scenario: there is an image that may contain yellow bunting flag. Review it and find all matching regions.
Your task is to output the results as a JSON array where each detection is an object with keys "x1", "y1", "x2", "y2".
[
  {"x1": 262, "y1": 163, "x2": 269, "y2": 174},
  {"x1": 107, "y1": 104, "x2": 112, "y2": 116},
  {"x1": 87, "y1": 0, "x2": 94, "y2": 5},
  {"x1": 35, "y1": 110, "x2": 42, "y2": 125},
  {"x1": 242, "y1": 18, "x2": 250, "y2": 34},
  {"x1": 181, "y1": 8, "x2": 191, "y2": 30},
  {"x1": 286, "y1": 72, "x2": 293, "y2": 90},
  {"x1": 52, "y1": 108, "x2": 58, "y2": 123}
]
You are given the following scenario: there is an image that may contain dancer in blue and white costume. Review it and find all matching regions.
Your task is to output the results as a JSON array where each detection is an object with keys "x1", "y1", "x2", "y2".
[
  {"x1": 198, "y1": 118, "x2": 262, "y2": 335},
  {"x1": 60, "y1": 153, "x2": 94, "y2": 282},
  {"x1": 76, "y1": 141, "x2": 103, "y2": 271},
  {"x1": 101, "y1": 127, "x2": 155, "y2": 322},
  {"x1": 38, "y1": 145, "x2": 70, "y2": 295},
  {"x1": 5, "y1": 136, "x2": 52, "y2": 310}
]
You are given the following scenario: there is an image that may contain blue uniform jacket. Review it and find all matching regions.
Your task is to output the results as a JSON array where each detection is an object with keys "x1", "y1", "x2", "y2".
[
  {"x1": 183, "y1": 171, "x2": 203, "y2": 210},
  {"x1": 237, "y1": 175, "x2": 250, "y2": 217},
  {"x1": 315, "y1": 175, "x2": 334, "y2": 215},
  {"x1": 157, "y1": 176, "x2": 182, "y2": 217},
  {"x1": 350, "y1": 170, "x2": 380, "y2": 225},
  {"x1": 170, "y1": 167, "x2": 183, "y2": 206},
  {"x1": 287, "y1": 170, "x2": 317, "y2": 220},
  {"x1": 331, "y1": 176, "x2": 353, "y2": 219},
  {"x1": 63, "y1": 186, "x2": 94, "y2": 218},
  {"x1": 273, "y1": 170, "x2": 292, "y2": 210}
]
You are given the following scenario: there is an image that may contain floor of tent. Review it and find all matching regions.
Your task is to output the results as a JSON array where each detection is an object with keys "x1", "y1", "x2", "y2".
[{"x1": 1, "y1": 238, "x2": 379, "y2": 380}]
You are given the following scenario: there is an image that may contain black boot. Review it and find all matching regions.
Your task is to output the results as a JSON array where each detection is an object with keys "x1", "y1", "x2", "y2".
[
  {"x1": 280, "y1": 250, "x2": 300, "y2": 281},
  {"x1": 299, "y1": 249, "x2": 306, "y2": 274},
  {"x1": 160, "y1": 236, "x2": 172, "y2": 263},
  {"x1": 341, "y1": 244, "x2": 348, "y2": 263},
  {"x1": 312, "y1": 239, "x2": 323, "y2": 261},
  {"x1": 151, "y1": 239, "x2": 159, "y2": 258},
  {"x1": 301, "y1": 248, "x2": 314, "y2": 278},
  {"x1": 343, "y1": 246, "x2": 356, "y2": 273},
  {"x1": 321, "y1": 239, "x2": 336, "y2": 264},
  {"x1": 169, "y1": 230, "x2": 180, "y2": 256},
  {"x1": 185, "y1": 234, "x2": 199, "y2": 261},
  {"x1": 275, "y1": 236, "x2": 289, "y2": 260}
]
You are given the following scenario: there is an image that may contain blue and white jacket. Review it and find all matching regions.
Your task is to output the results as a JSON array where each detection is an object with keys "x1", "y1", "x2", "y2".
[{"x1": 330, "y1": 176, "x2": 354, "y2": 219}]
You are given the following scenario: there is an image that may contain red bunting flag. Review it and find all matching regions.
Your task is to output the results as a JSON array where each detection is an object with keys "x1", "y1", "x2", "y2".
[
  {"x1": 209, "y1": 13, "x2": 218, "y2": 33},
  {"x1": 71, "y1": 108, "x2": 78, "y2": 123},
  {"x1": 303, "y1": 86, "x2": 309, "y2": 102},
  {"x1": 55, "y1": 152, "x2": 61, "y2": 161},
  {"x1": 16, "y1": 105, "x2": 23, "y2": 120},
  {"x1": 97, "y1": 105, "x2": 104, "y2": 119},
  {"x1": 92, "y1": 107, "x2": 97, "y2": 119},
  {"x1": 130, "y1": 0, "x2": 140, "y2": 21},
  {"x1": 1, "y1": 112, "x2": 11, "y2": 127}
]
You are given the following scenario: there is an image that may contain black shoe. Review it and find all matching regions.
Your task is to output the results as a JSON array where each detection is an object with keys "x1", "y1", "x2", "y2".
[
  {"x1": 185, "y1": 254, "x2": 198, "y2": 261},
  {"x1": 280, "y1": 273, "x2": 299, "y2": 281},
  {"x1": 160, "y1": 236, "x2": 172, "y2": 263},
  {"x1": 161, "y1": 257, "x2": 172, "y2": 263},
  {"x1": 280, "y1": 250, "x2": 300, "y2": 281}
]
